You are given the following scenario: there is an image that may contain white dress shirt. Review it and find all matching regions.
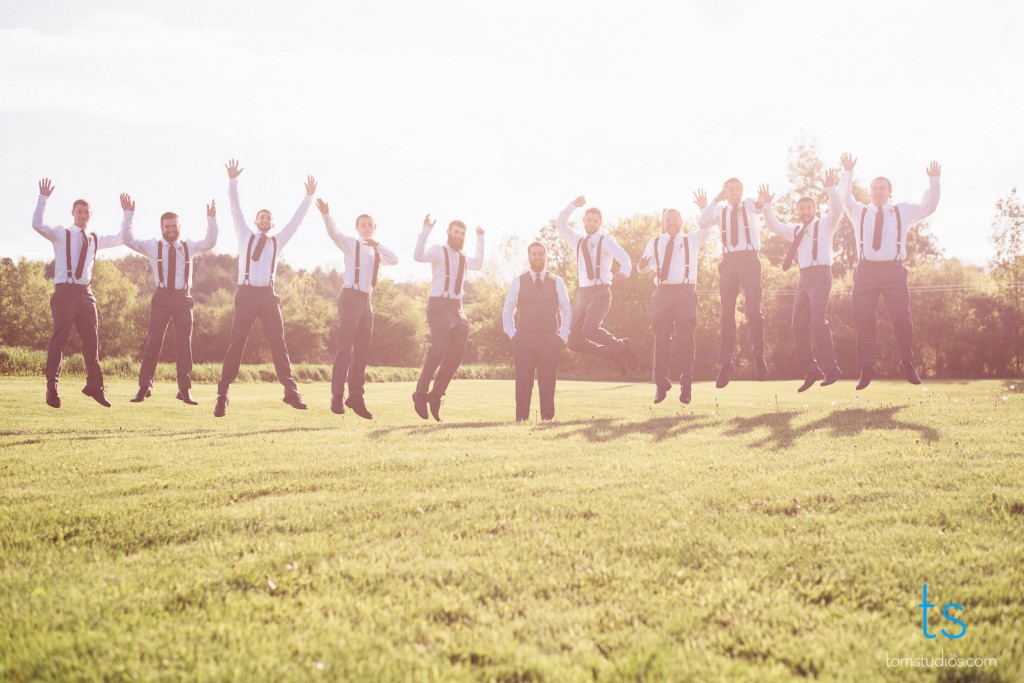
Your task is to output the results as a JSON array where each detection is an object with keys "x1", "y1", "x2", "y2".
[
  {"x1": 413, "y1": 227, "x2": 485, "y2": 299},
  {"x1": 839, "y1": 170, "x2": 941, "y2": 262},
  {"x1": 698, "y1": 198, "x2": 765, "y2": 254},
  {"x1": 638, "y1": 228, "x2": 715, "y2": 286},
  {"x1": 228, "y1": 179, "x2": 312, "y2": 286},
  {"x1": 762, "y1": 186, "x2": 842, "y2": 269},
  {"x1": 321, "y1": 213, "x2": 399, "y2": 295},
  {"x1": 502, "y1": 271, "x2": 572, "y2": 341},
  {"x1": 32, "y1": 195, "x2": 124, "y2": 285},
  {"x1": 121, "y1": 212, "x2": 218, "y2": 289},
  {"x1": 556, "y1": 202, "x2": 632, "y2": 287}
]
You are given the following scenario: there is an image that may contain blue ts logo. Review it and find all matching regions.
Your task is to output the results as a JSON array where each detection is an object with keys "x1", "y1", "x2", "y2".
[{"x1": 919, "y1": 584, "x2": 966, "y2": 639}]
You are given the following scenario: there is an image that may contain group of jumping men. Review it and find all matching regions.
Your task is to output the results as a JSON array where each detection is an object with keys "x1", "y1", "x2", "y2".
[{"x1": 31, "y1": 153, "x2": 940, "y2": 421}]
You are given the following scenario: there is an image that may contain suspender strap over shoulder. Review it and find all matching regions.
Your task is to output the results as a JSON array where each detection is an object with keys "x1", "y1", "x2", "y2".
[
  {"x1": 157, "y1": 241, "x2": 165, "y2": 287},
  {"x1": 683, "y1": 235, "x2": 691, "y2": 283},
  {"x1": 442, "y1": 246, "x2": 451, "y2": 297},
  {"x1": 182, "y1": 242, "x2": 190, "y2": 289},
  {"x1": 354, "y1": 240, "x2": 361, "y2": 290},
  {"x1": 859, "y1": 207, "x2": 867, "y2": 259},
  {"x1": 811, "y1": 220, "x2": 820, "y2": 264},
  {"x1": 894, "y1": 206, "x2": 902, "y2": 260},
  {"x1": 269, "y1": 236, "x2": 278, "y2": 286},
  {"x1": 65, "y1": 230, "x2": 73, "y2": 281},
  {"x1": 653, "y1": 236, "x2": 662, "y2": 282},
  {"x1": 244, "y1": 234, "x2": 255, "y2": 284}
]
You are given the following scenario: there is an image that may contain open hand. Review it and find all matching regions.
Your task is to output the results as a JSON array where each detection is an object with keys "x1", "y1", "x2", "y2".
[
  {"x1": 423, "y1": 214, "x2": 436, "y2": 230},
  {"x1": 304, "y1": 175, "x2": 317, "y2": 196},
  {"x1": 316, "y1": 198, "x2": 329, "y2": 215},
  {"x1": 225, "y1": 159, "x2": 244, "y2": 179},
  {"x1": 926, "y1": 161, "x2": 941, "y2": 177},
  {"x1": 207, "y1": 199, "x2": 216, "y2": 217},
  {"x1": 120, "y1": 193, "x2": 135, "y2": 212},
  {"x1": 823, "y1": 169, "x2": 837, "y2": 188},
  {"x1": 840, "y1": 152, "x2": 857, "y2": 172},
  {"x1": 693, "y1": 188, "x2": 708, "y2": 210},
  {"x1": 39, "y1": 178, "x2": 55, "y2": 197}
]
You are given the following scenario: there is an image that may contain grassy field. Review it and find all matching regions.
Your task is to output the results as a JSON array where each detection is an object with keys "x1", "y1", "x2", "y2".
[{"x1": 2, "y1": 376, "x2": 1023, "y2": 682}]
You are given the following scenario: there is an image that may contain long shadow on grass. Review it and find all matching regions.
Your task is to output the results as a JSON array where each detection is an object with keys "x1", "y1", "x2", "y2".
[
  {"x1": 723, "y1": 405, "x2": 939, "y2": 451},
  {"x1": 367, "y1": 416, "x2": 709, "y2": 444}
]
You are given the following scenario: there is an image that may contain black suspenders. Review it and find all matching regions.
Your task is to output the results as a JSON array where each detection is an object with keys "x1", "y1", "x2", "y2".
[
  {"x1": 64, "y1": 230, "x2": 97, "y2": 283},
  {"x1": 720, "y1": 204, "x2": 752, "y2": 252},
  {"x1": 859, "y1": 206, "x2": 903, "y2": 260},
  {"x1": 653, "y1": 235, "x2": 692, "y2": 284},
  {"x1": 810, "y1": 220, "x2": 820, "y2": 265},
  {"x1": 243, "y1": 234, "x2": 278, "y2": 286},
  {"x1": 683, "y1": 235, "x2": 691, "y2": 283}
]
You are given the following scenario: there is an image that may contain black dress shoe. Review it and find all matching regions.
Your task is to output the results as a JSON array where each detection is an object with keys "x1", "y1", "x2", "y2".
[
  {"x1": 345, "y1": 397, "x2": 373, "y2": 420},
  {"x1": 283, "y1": 392, "x2": 308, "y2": 410},
  {"x1": 901, "y1": 361, "x2": 922, "y2": 385},
  {"x1": 798, "y1": 369, "x2": 825, "y2": 393},
  {"x1": 176, "y1": 389, "x2": 198, "y2": 405},
  {"x1": 754, "y1": 356, "x2": 769, "y2": 381},
  {"x1": 427, "y1": 392, "x2": 443, "y2": 422},
  {"x1": 214, "y1": 394, "x2": 229, "y2": 417},
  {"x1": 855, "y1": 368, "x2": 874, "y2": 391},
  {"x1": 331, "y1": 396, "x2": 346, "y2": 415},
  {"x1": 679, "y1": 378, "x2": 693, "y2": 404},
  {"x1": 715, "y1": 364, "x2": 732, "y2": 389},
  {"x1": 412, "y1": 392, "x2": 429, "y2": 420},
  {"x1": 621, "y1": 338, "x2": 639, "y2": 369},
  {"x1": 46, "y1": 384, "x2": 61, "y2": 409},
  {"x1": 82, "y1": 386, "x2": 111, "y2": 407},
  {"x1": 653, "y1": 384, "x2": 670, "y2": 404},
  {"x1": 131, "y1": 387, "x2": 152, "y2": 403},
  {"x1": 820, "y1": 366, "x2": 842, "y2": 387}
]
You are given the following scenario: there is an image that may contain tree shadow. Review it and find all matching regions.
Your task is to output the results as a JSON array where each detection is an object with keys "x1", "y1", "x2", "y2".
[{"x1": 722, "y1": 405, "x2": 940, "y2": 452}]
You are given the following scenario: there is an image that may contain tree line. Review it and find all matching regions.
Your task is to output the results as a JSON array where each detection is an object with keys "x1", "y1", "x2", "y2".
[{"x1": 3, "y1": 142, "x2": 1023, "y2": 379}]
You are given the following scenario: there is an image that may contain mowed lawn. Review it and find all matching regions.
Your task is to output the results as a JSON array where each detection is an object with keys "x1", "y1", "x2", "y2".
[{"x1": 2, "y1": 376, "x2": 1023, "y2": 682}]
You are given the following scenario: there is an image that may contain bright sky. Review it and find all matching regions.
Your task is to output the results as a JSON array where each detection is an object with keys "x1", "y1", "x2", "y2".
[{"x1": 3, "y1": 0, "x2": 1021, "y2": 280}]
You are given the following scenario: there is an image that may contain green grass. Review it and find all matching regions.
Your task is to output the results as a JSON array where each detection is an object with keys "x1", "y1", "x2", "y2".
[{"x1": 2, "y1": 377, "x2": 1023, "y2": 682}]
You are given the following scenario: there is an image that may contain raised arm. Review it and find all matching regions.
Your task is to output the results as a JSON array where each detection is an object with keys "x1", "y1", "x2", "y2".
[
  {"x1": 414, "y1": 214, "x2": 439, "y2": 263},
  {"x1": 555, "y1": 277, "x2": 572, "y2": 342},
  {"x1": 32, "y1": 178, "x2": 58, "y2": 241},
  {"x1": 225, "y1": 159, "x2": 248, "y2": 239},
  {"x1": 904, "y1": 161, "x2": 942, "y2": 226},
  {"x1": 191, "y1": 199, "x2": 220, "y2": 253},
  {"x1": 838, "y1": 152, "x2": 864, "y2": 221},
  {"x1": 467, "y1": 227, "x2": 485, "y2": 270},
  {"x1": 556, "y1": 196, "x2": 585, "y2": 245},
  {"x1": 697, "y1": 188, "x2": 722, "y2": 229},
  {"x1": 820, "y1": 169, "x2": 843, "y2": 232},
  {"x1": 757, "y1": 185, "x2": 794, "y2": 241},
  {"x1": 119, "y1": 193, "x2": 145, "y2": 253},
  {"x1": 316, "y1": 199, "x2": 351, "y2": 253},
  {"x1": 502, "y1": 278, "x2": 519, "y2": 339},
  {"x1": 274, "y1": 175, "x2": 316, "y2": 249}
]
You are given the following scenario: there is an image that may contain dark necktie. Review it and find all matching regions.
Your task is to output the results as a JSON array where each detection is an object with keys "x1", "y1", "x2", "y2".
[
  {"x1": 730, "y1": 205, "x2": 740, "y2": 247},
  {"x1": 167, "y1": 242, "x2": 177, "y2": 290},
  {"x1": 252, "y1": 234, "x2": 268, "y2": 261},
  {"x1": 782, "y1": 225, "x2": 806, "y2": 272},
  {"x1": 535, "y1": 273, "x2": 542, "y2": 288},
  {"x1": 454, "y1": 253, "x2": 466, "y2": 295},
  {"x1": 75, "y1": 231, "x2": 90, "y2": 280},
  {"x1": 872, "y1": 208, "x2": 885, "y2": 251},
  {"x1": 659, "y1": 236, "x2": 675, "y2": 282},
  {"x1": 581, "y1": 236, "x2": 596, "y2": 281}
]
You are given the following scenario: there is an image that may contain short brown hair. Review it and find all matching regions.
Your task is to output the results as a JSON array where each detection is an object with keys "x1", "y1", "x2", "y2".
[
  {"x1": 584, "y1": 207, "x2": 602, "y2": 220},
  {"x1": 72, "y1": 199, "x2": 90, "y2": 210},
  {"x1": 256, "y1": 209, "x2": 272, "y2": 220},
  {"x1": 872, "y1": 176, "x2": 893, "y2": 192},
  {"x1": 448, "y1": 220, "x2": 467, "y2": 232},
  {"x1": 796, "y1": 197, "x2": 816, "y2": 208},
  {"x1": 355, "y1": 213, "x2": 374, "y2": 226},
  {"x1": 527, "y1": 241, "x2": 546, "y2": 254},
  {"x1": 160, "y1": 212, "x2": 179, "y2": 223}
]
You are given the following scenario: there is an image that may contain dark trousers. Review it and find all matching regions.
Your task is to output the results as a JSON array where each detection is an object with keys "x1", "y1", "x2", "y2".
[
  {"x1": 718, "y1": 250, "x2": 765, "y2": 364},
  {"x1": 333, "y1": 289, "x2": 373, "y2": 400},
  {"x1": 217, "y1": 286, "x2": 298, "y2": 396},
  {"x1": 513, "y1": 330, "x2": 562, "y2": 421},
  {"x1": 852, "y1": 260, "x2": 914, "y2": 369},
  {"x1": 792, "y1": 266, "x2": 838, "y2": 374},
  {"x1": 567, "y1": 284, "x2": 622, "y2": 359},
  {"x1": 46, "y1": 284, "x2": 102, "y2": 390},
  {"x1": 416, "y1": 297, "x2": 469, "y2": 397},
  {"x1": 138, "y1": 289, "x2": 194, "y2": 390},
  {"x1": 651, "y1": 284, "x2": 698, "y2": 388}
]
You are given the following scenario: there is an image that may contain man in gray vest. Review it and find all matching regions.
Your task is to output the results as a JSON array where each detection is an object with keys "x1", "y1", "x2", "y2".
[
  {"x1": 214, "y1": 159, "x2": 316, "y2": 417},
  {"x1": 839, "y1": 153, "x2": 941, "y2": 390},
  {"x1": 637, "y1": 209, "x2": 715, "y2": 404},
  {"x1": 502, "y1": 242, "x2": 572, "y2": 422},
  {"x1": 556, "y1": 195, "x2": 636, "y2": 373},
  {"x1": 121, "y1": 194, "x2": 219, "y2": 405},
  {"x1": 32, "y1": 178, "x2": 124, "y2": 408},
  {"x1": 412, "y1": 215, "x2": 485, "y2": 421},
  {"x1": 695, "y1": 179, "x2": 768, "y2": 388},
  {"x1": 759, "y1": 171, "x2": 843, "y2": 392}
]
